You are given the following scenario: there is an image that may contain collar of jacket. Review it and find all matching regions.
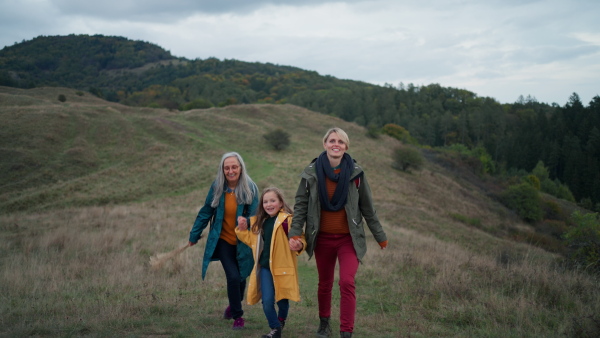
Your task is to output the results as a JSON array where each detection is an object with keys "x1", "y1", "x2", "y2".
[{"x1": 306, "y1": 157, "x2": 364, "y2": 182}]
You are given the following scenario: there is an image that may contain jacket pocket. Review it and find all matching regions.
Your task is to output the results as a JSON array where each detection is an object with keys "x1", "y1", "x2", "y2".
[
  {"x1": 273, "y1": 267, "x2": 296, "y2": 289},
  {"x1": 351, "y1": 217, "x2": 364, "y2": 230},
  {"x1": 273, "y1": 267, "x2": 295, "y2": 276}
]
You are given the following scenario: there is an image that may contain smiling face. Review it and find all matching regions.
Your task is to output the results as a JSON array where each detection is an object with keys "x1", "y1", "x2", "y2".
[
  {"x1": 323, "y1": 132, "x2": 348, "y2": 162},
  {"x1": 262, "y1": 191, "x2": 283, "y2": 217},
  {"x1": 223, "y1": 156, "x2": 241, "y2": 188}
]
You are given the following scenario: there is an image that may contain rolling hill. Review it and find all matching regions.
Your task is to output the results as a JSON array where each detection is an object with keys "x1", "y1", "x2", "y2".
[
  {"x1": 3, "y1": 35, "x2": 600, "y2": 211},
  {"x1": 1, "y1": 86, "x2": 598, "y2": 336}
]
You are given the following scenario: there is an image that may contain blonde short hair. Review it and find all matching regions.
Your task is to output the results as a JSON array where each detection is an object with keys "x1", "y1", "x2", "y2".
[{"x1": 322, "y1": 127, "x2": 350, "y2": 150}]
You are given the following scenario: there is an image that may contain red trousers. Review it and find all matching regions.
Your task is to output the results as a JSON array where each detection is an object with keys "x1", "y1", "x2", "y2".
[{"x1": 314, "y1": 233, "x2": 359, "y2": 333}]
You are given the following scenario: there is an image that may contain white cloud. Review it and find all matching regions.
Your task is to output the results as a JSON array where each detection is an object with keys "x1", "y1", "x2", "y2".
[
  {"x1": 1, "y1": 0, "x2": 599, "y2": 104},
  {"x1": 572, "y1": 32, "x2": 600, "y2": 46}
]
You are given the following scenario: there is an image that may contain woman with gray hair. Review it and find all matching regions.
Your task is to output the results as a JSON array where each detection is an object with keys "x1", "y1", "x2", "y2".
[{"x1": 188, "y1": 152, "x2": 259, "y2": 330}]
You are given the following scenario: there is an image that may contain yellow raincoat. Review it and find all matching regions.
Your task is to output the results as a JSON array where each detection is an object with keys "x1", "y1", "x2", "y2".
[{"x1": 235, "y1": 210, "x2": 306, "y2": 305}]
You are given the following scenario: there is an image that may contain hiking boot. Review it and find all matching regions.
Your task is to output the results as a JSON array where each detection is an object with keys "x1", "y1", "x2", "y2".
[
  {"x1": 223, "y1": 305, "x2": 232, "y2": 320},
  {"x1": 232, "y1": 317, "x2": 245, "y2": 330},
  {"x1": 261, "y1": 326, "x2": 282, "y2": 338},
  {"x1": 278, "y1": 317, "x2": 286, "y2": 330},
  {"x1": 340, "y1": 332, "x2": 353, "y2": 338},
  {"x1": 316, "y1": 316, "x2": 332, "y2": 337}
]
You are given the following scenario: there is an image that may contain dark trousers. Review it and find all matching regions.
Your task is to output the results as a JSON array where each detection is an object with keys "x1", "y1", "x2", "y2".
[{"x1": 213, "y1": 238, "x2": 246, "y2": 319}]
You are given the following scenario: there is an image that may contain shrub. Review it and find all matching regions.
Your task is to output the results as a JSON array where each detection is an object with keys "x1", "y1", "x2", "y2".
[
  {"x1": 382, "y1": 123, "x2": 417, "y2": 144},
  {"x1": 533, "y1": 161, "x2": 576, "y2": 202},
  {"x1": 532, "y1": 160, "x2": 549, "y2": 181},
  {"x1": 366, "y1": 124, "x2": 380, "y2": 139},
  {"x1": 88, "y1": 87, "x2": 103, "y2": 98},
  {"x1": 540, "y1": 179, "x2": 559, "y2": 196},
  {"x1": 58, "y1": 94, "x2": 66, "y2": 102},
  {"x1": 539, "y1": 177, "x2": 576, "y2": 202},
  {"x1": 182, "y1": 98, "x2": 213, "y2": 110},
  {"x1": 218, "y1": 97, "x2": 237, "y2": 107},
  {"x1": 473, "y1": 146, "x2": 496, "y2": 174},
  {"x1": 500, "y1": 182, "x2": 543, "y2": 222},
  {"x1": 564, "y1": 211, "x2": 600, "y2": 273},
  {"x1": 524, "y1": 175, "x2": 541, "y2": 190},
  {"x1": 263, "y1": 129, "x2": 291, "y2": 151},
  {"x1": 556, "y1": 181, "x2": 575, "y2": 202},
  {"x1": 447, "y1": 143, "x2": 470, "y2": 155},
  {"x1": 445, "y1": 144, "x2": 494, "y2": 175},
  {"x1": 392, "y1": 146, "x2": 424, "y2": 172},
  {"x1": 75, "y1": 91, "x2": 84, "y2": 96}
]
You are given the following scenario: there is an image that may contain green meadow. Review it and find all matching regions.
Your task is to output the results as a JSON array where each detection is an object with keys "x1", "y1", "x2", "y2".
[{"x1": 1, "y1": 87, "x2": 598, "y2": 337}]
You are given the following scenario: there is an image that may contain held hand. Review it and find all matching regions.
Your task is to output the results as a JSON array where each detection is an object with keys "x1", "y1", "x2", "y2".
[
  {"x1": 289, "y1": 238, "x2": 302, "y2": 251},
  {"x1": 237, "y1": 216, "x2": 248, "y2": 231}
]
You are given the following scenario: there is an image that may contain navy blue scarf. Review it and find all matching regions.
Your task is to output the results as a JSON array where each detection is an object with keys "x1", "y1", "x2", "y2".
[{"x1": 315, "y1": 151, "x2": 354, "y2": 211}]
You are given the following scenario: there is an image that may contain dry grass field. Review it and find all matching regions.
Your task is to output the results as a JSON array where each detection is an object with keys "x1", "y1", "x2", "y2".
[{"x1": 1, "y1": 86, "x2": 598, "y2": 337}]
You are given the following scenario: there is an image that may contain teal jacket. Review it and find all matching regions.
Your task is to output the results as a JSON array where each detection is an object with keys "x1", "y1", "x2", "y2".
[
  {"x1": 189, "y1": 181, "x2": 259, "y2": 280},
  {"x1": 288, "y1": 157, "x2": 387, "y2": 261}
]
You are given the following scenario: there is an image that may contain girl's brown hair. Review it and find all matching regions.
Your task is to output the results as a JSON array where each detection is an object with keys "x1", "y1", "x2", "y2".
[{"x1": 252, "y1": 187, "x2": 293, "y2": 234}]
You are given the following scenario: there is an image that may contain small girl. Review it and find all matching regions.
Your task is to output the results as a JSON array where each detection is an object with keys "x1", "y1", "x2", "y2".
[{"x1": 236, "y1": 187, "x2": 306, "y2": 338}]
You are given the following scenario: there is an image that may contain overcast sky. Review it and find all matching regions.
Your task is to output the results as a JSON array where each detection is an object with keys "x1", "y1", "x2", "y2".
[{"x1": 1, "y1": 0, "x2": 599, "y2": 105}]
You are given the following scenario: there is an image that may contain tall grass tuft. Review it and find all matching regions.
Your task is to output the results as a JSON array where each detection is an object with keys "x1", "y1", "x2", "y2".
[{"x1": 150, "y1": 243, "x2": 190, "y2": 270}]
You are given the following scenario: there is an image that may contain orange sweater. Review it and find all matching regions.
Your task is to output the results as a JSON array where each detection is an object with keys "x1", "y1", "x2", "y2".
[
  {"x1": 220, "y1": 192, "x2": 238, "y2": 245},
  {"x1": 319, "y1": 168, "x2": 349, "y2": 234}
]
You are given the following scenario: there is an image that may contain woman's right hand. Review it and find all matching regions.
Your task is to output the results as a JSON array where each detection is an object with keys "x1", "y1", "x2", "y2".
[
  {"x1": 289, "y1": 237, "x2": 303, "y2": 251},
  {"x1": 188, "y1": 234, "x2": 202, "y2": 246}
]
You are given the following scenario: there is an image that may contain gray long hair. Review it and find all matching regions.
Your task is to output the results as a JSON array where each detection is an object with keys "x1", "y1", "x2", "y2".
[{"x1": 211, "y1": 152, "x2": 256, "y2": 208}]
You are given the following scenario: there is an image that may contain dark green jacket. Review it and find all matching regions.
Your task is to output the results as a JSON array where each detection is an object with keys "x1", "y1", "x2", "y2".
[
  {"x1": 288, "y1": 158, "x2": 387, "y2": 261},
  {"x1": 189, "y1": 181, "x2": 258, "y2": 280}
]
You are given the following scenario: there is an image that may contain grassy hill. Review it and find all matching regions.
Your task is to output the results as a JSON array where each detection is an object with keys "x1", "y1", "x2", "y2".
[
  {"x1": 4, "y1": 35, "x2": 600, "y2": 209},
  {"x1": 1, "y1": 87, "x2": 598, "y2": 337}
]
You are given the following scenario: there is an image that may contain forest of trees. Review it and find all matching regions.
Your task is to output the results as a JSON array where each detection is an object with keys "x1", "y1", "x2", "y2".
[{"x1": 1, "y1": 35, "x2": 599, "y2": 209}]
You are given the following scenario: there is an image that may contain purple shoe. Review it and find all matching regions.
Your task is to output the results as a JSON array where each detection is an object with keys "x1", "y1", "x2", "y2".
[
  {"x1": 223, "y1": 306, "x2": 232, "y2": 320},
  {"x1": 232, "y1": 317, "x2": 245, "y2": 330}
]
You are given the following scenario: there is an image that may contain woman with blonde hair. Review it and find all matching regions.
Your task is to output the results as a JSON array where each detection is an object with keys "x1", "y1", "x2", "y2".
[{"x1": 288, "y1": 128, "x2": 388, "y2": 338}]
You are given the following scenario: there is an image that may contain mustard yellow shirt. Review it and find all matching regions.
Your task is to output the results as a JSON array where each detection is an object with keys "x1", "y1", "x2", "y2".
[{"x1": 220, "y1": 192, "x2": 238, "y2": 245}]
